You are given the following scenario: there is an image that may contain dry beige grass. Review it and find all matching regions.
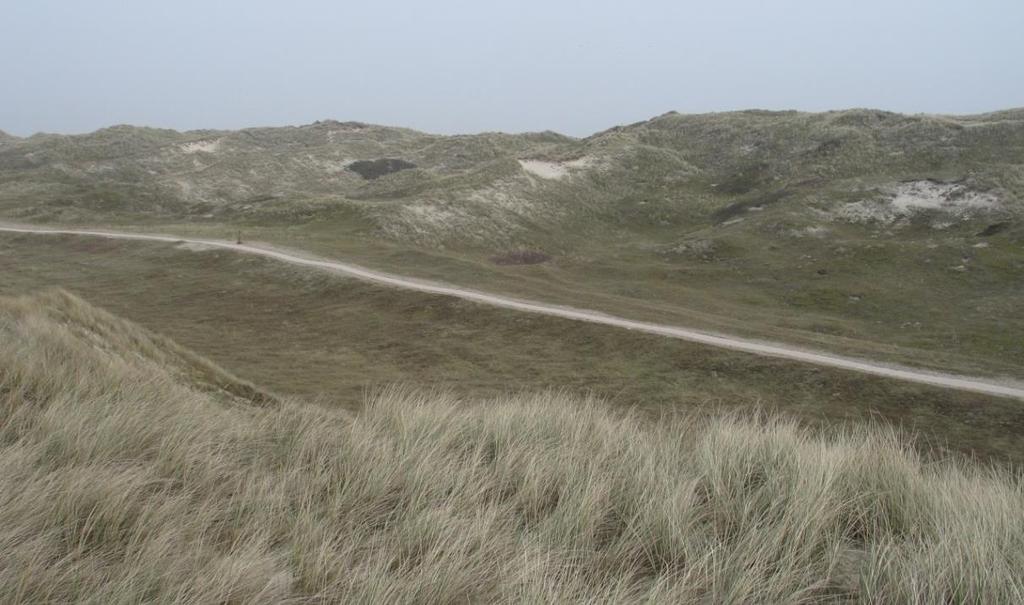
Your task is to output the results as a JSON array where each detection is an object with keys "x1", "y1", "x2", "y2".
[{"x1": 1, "y1": 290, "x2": 1022, "y2": 603}]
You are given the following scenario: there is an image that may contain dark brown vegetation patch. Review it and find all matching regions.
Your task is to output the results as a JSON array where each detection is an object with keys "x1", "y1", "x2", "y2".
[
  {"x1": 347, "y1": 158, "x2": 417, "y2": 180},
  {"x1": 977, "y1": 221, "x2": 1010, "y2": 237},
  {"x1": 712, "y1": 187, "x2": 791, "y2": 222},
  {"x1": 490, "y1": 250, "x2": 552, "y2": 266}
]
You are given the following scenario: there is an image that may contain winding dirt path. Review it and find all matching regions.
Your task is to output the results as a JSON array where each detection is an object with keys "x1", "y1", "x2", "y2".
[{"x1": 3, "y1": 223, "x2": 1023, "y2": 401}]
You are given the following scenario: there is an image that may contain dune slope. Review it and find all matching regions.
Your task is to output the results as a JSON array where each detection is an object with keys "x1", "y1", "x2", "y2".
[{"x1": 0, "y1": 291, "x2": 1021, "y2": 603}]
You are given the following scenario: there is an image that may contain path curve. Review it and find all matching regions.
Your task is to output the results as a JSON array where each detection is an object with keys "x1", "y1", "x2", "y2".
[{"x1": 3, "y1": 223, "x2": 1023, "y2": 401}]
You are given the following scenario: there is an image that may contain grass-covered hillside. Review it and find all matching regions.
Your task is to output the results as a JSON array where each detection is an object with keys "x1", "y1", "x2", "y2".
[
  {"x1": 2, "y1": 110, "x2": 1021, "y2": 238},
  {"x1": 5, "y1": 233, "x2": 1023, "y2": 465},
  {"x1": 1, "y1": 109, "x2": 1022, "y2": 374},
  {"x1": 1, "y1": 290, "x2": 1022, "y2": 603}
]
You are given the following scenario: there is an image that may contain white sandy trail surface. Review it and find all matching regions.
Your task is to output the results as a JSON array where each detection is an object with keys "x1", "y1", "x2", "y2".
[{"x1": 3, "y1": 223, "x2": 1023, "y2": 401}]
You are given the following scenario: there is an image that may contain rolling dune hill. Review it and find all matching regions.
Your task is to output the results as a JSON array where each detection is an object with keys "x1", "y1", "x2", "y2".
[{"x1": 2, "y1": 109, "x2": 1022, "y2": 375}]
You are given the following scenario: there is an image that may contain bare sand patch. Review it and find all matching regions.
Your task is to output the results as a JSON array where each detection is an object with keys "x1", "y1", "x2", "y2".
[
  {"x1": 519, "y1": 156, "x2": 597, "y2": 180},
  {"x1": 519, "y1": 160, "x2": 568, "y2": 180},
  {"x1": 834, "y1": 181, "x2": 1000, "y2": 225},
  {"x1": 890, "y1": 181, "x2": 998, "y2": 213},
  {"x1": 180, "y1": 139, "x2": 222, "y2": 154},
  {"x1": 790, "y1": 225, "x2": 830, "y2": 238}
]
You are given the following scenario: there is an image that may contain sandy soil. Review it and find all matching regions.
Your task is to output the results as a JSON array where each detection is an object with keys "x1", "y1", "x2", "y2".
[
  {"x1": 518, "y1": 156, "x2": 596, "y2": 180},
  {"x1": 890, "y1": 181, "x2": 998, "y2": 213},
  {"x1": 180, "y1": 139, "x2": 222, "y2": 154},
  {"x1": 836, "y1": 181, "x2": 1000, "y2": 224}
]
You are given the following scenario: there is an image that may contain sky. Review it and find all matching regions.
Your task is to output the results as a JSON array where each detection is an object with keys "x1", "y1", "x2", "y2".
[{"x1": 2, "y1": 0, "x2": 1022, "y2": 137}]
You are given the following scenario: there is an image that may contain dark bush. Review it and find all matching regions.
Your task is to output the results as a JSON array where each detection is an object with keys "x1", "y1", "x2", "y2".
[
  {"x1": 490, "y1": 250, "x2": 552, "y2": 265},
  {"x1": 347, "y1": 158, "x2": 416, "y2": 180}
]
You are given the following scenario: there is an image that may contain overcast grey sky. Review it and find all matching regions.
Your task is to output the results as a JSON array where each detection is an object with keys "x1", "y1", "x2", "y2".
[{"x1": 3, "y1": 0, "x2": 1022, "y2": 137}]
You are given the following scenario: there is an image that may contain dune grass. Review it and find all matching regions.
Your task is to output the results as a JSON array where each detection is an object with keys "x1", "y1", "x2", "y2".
[{"x1": 1, "y1": 290, "x2": 1022, "y2": 603}]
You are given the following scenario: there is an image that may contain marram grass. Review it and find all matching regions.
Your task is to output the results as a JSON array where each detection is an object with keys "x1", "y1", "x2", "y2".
[{"x1": 1, "y1": 290, "x2": 1022, "y2": 603}]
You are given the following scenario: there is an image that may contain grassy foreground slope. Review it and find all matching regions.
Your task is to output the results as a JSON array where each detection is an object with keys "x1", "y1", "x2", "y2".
[{"x1": 2, "y1": 290, "x2": 1022, "y2": 603}]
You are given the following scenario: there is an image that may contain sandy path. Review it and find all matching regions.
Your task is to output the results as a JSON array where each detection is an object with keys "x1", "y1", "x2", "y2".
[{"x1": 3, "y1": 223, "x2": 1023, "y2": 401}]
